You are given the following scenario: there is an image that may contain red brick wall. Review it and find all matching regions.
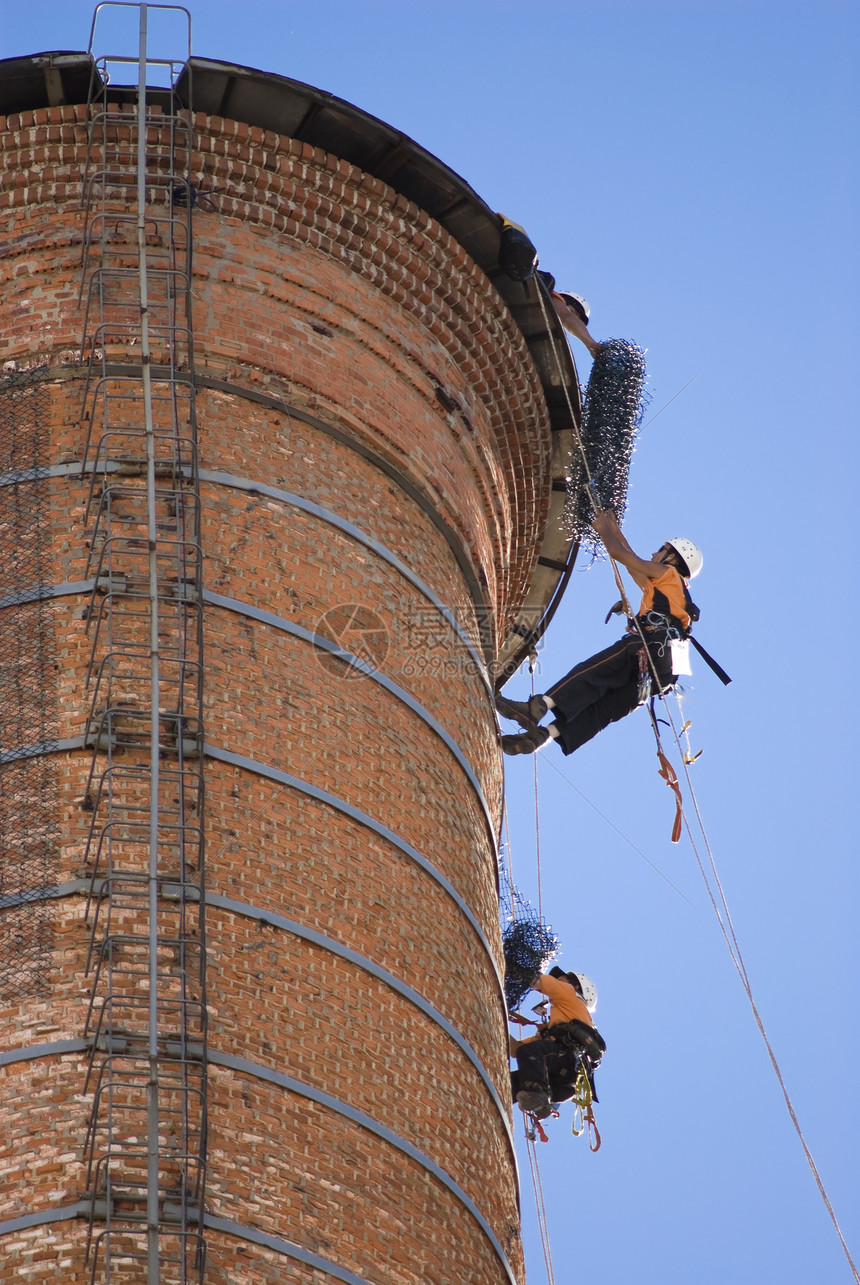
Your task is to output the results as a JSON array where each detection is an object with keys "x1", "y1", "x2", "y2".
[{"x1": 0, "y1": 102, "x2": 554, "y2": 1284}]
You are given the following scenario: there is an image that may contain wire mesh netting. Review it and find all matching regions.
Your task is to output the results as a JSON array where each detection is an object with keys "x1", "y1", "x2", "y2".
[
  {"x1": 499, "y1": 852, "x2": 559, "y2": 1012},
  {"x1": 0, "y1": 368, "x2": 60, "y2": 1002},
  {"x1": 562, "y1": 337, "x2": 649, "y2": 548}
]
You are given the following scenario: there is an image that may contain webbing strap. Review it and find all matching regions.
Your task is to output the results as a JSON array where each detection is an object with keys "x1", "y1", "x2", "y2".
[
  {"x1": 656, "y1": 746, "x2": 684, "y2": 844},
  {"x1": 689, "y1": 635, "x2": 732, "y2": 685}
]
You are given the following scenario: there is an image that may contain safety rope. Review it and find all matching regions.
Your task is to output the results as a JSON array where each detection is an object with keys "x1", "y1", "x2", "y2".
[
  {"x1": 529, "y1": 653, "x2": 544, "y2": 920},
  {"x1": 533, "y1": 280, "x2": 859, "y2": 1283},
  {"x1": 641, "y1": 621, "x2": 859, "y2": 1279},
  {"x1": 502, "y1": 802, "x2": 517, "y2": 914},
  {"x1": 542, "y1": 755, "x2": 697, "y2": 907},
  {"x1": 524, "y1": 1120, "x2": 557, "y2": 1285},
  {"x1": 650, "y1": 646, "x2": 857, "y2": 1281},
  {"x1": 661, "y1": 697, "x2": 860, "y2": 1285}
]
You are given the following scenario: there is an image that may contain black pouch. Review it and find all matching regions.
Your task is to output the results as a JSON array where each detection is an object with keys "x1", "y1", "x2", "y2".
[{"x1": 550, "y1": 1019, "x2": 606, "y2": 1065}]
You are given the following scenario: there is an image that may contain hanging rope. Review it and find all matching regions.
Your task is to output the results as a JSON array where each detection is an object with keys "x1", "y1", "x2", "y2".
[
  {"x1": 660, "y1": 699, "x2": 860, "y2": 1284},
  {"x1": 524, "y1": 1121, "x2": 557, "y2": 1285},
  {"x1": 543, "y1": 755, "x2": 697, "y2": 907},
  {"x1": 529, "y1": 652, "x2": 544, "y2": 920},
  {"x1": 502, "y1": 802, "x2": 517, "y2": 914}
]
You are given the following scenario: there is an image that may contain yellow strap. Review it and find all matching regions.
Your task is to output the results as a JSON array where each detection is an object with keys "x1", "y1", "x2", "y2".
[
  {"x1": 570, "y1": 1062, "x2": 601, "y2": 1148},
  {"x1": 572, "y1": 1062, "x2": 593, "y2": 1109}
]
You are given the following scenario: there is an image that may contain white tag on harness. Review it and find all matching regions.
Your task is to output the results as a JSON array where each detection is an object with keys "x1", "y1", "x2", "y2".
[{"x1": 670, "y1": 639, "x2": 692, "y2": 675}]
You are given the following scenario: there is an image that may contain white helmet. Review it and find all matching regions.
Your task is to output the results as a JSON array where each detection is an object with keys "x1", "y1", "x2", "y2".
[
  {"x1": 666, "y1": 537, "x2": 703, "y2": 579},
  {"x1": 557, "y1": 290, "x2": 591, "y2": 324},
  {"x1": 567, "y1": 971, "x2": 598, "y2": 1013}
]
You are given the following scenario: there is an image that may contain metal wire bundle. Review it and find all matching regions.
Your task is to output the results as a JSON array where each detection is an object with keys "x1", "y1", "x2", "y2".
[
  {"x1": 562, "y1": 337, "x2": 648, "y2": 547},
  {"x1": 502, "y1": 906, "x2": 559, "y2": 1012}
]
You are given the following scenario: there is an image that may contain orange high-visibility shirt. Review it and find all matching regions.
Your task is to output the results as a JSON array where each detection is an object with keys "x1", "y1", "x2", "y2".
[
  {"x1": 516, "y1": 974, "x2": 595, "y2": 1047},
  {"x1": 638, "y1": 566, "x2": 690, "y2": 632},
  {"x1": 535, "y1": 974, "x2": 594, "y2": 1029}
]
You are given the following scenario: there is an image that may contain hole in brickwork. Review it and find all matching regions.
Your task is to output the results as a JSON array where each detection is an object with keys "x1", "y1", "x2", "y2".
[{"x1": 0, "y1": 370, "x2": 60, "y2": 1001}]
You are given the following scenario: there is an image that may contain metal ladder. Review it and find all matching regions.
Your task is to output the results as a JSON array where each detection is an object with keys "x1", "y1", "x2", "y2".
[{"x1": 77, "y1": 7, "x2": 206, "y2": 1282}]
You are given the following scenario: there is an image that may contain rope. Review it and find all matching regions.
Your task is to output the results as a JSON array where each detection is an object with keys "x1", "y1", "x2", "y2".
[
  {"x1": 542, "y1": 755, "x2": 697, "y2": 908},
  {"x1": 529, "y1": 656, "x2": 543, "y2": 920},
  {"x1": 502, "y1": 802, "x2": 517, "y2": 915},
  {"x1": 524, "y1": 1121, "x2": 557, "y2": 1285},
  {"x1": 639, "y1": 374, "x2": 698, "y2": 431},
  {"x1": 662, "y1": 701, "x2": 860, "y2": 1284},
  {"x1": 639, "y1": 594, "x2": 858, "y2": 1279}
]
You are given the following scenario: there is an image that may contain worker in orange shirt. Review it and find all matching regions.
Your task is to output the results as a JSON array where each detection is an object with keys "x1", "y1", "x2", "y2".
[
  {"x1": 498, "y1": 508, "x2": 703, "y2": 756},
  {"x1": 510, "y1": 968, "x2": 605, "y2": 1119}
]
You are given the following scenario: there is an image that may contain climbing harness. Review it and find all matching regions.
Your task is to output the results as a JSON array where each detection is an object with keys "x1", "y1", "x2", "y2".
[{"x1": 515, "y1": 1014, "x2": 605, "y2": 1149}]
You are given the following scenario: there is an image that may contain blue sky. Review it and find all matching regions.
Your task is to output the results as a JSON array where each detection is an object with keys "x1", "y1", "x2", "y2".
[{"x1": 4, "y1": 2, "x2": 859, "y2": 1282}]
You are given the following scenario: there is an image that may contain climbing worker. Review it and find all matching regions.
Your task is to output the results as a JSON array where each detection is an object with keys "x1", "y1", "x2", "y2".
[
  {"x1": 510, "y1": 967, "x2": 605, "y2": 1119},
  {"x1": 498, "y1": 508, "x2": 703, "y2": 756},
  {"x1": 552, "y1": 288, "x2": 602, "y2": 359}
]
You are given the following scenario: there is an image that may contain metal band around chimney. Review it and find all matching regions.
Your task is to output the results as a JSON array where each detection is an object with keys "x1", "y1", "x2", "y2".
[
  {"x1": 0, "y1": 736, "x2": 503, "y2": 988},
  {"x1": 0, "y1": 887, "x2": 513, "y2": 1150},
  {"x1": 0, "y1": 1043, "x2": 517, "y2": 1285},
  {"x1": 0, "y1": 455, "x2": 494, "y2": 684},
  {"x1": 0, "y1": 577, "x2": 500, "y2": 850}
]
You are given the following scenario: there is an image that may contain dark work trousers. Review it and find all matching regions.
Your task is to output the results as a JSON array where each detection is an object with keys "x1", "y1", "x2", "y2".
[
  {"x1": 511, "y1": 1037, "x2": 579, "y2": 1103},
  {"x1": 546, "y1": 631, "x2": 674, "y2": 755}
]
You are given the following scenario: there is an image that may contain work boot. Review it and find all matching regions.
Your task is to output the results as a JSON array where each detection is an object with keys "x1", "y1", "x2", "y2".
[
  {"x1": 501, "y1": 726, "x2": 551, "y2": 756},
  {"x1": 495, "y1": 692, "x2": 548, "y2": 730},
  {"x1": 516, "y1": 1089, "x2": 552, "y2": 1120}
]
